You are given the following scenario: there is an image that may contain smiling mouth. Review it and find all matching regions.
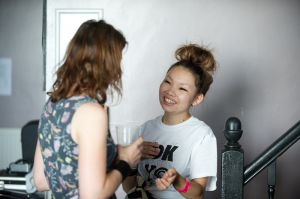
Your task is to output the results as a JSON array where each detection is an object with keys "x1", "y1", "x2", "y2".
[{"x1": 164, "y1": 97, "x2": 176, "y2": 104}]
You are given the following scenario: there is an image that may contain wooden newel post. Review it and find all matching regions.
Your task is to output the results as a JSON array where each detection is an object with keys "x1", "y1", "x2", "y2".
[{"x1": 221, "y1": 117, "x2": 244, "y2": 199}]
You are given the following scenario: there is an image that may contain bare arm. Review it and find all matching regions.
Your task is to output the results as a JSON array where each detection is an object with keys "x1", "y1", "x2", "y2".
[
  {"x1": 156, "y1": 168, "x2": 207, "y2": 199},
  {"x1": 122, "y1": 175, "x2": 137, "y2": 193},
  {"x1": 73, "y1": 103, "x2": 142, "y2": 198},
  {"x1": 33, "y1": 140, "x2": 50, "y2": 192}
]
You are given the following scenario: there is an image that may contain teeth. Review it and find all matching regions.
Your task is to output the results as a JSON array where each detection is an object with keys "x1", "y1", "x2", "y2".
[{"x1": 165, "y1": 97, "x2": 175, "y2": 104}]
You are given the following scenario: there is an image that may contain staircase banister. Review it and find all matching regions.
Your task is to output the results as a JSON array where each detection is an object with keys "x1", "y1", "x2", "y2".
[{"x1": 244, "y1": 120, "x2": 300, "y2": 184}]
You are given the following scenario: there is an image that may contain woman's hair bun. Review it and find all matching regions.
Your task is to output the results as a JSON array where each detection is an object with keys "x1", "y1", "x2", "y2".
[{"x1": 175, "y1": 44, "x2": 216, "y2": 75}]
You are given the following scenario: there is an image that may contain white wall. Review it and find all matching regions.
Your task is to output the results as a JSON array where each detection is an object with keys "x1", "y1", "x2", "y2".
[{"x1": 45, "y1": 1, "x2": 300, "y2": 198}]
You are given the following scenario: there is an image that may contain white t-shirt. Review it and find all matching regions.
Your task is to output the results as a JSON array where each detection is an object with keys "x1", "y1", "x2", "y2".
[{"x1": 138, "y1": 116, "x2": 217, "y2": 199}]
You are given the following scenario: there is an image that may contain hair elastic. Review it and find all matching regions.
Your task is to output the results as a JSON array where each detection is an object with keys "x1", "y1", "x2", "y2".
[{"x1": 176, "y1": 178, "x2": 191, "y2": 193}]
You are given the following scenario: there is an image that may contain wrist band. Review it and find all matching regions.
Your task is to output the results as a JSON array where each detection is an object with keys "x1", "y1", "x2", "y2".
[
  {"x1": 176, "y1": 178, "x2": 191, "y2": 193},
  {"x1": 129, "y1": 168, "x2": 138, "y2": 176},
  {"x1": 113, "y1": 160, "x2": 131, "y2": 181}
]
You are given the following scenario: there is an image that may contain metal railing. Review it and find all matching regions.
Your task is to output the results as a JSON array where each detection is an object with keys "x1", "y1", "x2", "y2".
[{"x1": 221, "y1": 117, "x2": 300, "y2": 199}]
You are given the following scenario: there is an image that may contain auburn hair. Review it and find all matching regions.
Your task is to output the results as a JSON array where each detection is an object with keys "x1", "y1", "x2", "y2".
[{"x1": 49, "y1": 20, "x2": 127, "y2": 103}]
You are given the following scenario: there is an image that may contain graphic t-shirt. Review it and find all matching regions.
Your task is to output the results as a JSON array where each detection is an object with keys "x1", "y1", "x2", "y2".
[{"x1": 138, "y1": 116, "x2": 217, "y2": 199}]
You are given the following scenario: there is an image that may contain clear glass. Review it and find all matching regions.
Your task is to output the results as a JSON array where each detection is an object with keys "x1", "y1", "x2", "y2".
[{"x1": 116, "y1": 124, "x2": 141, "y2": 146}]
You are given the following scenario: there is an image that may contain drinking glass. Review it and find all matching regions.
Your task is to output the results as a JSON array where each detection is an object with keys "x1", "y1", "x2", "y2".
[{"x1": 116, "y1": 124, "x2": 141, "y2": 146}]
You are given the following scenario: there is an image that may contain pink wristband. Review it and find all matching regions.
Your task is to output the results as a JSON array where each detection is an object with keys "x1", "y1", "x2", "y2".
[{"x1": 176, "y1": 178, "x2": 191, "y2": 193}]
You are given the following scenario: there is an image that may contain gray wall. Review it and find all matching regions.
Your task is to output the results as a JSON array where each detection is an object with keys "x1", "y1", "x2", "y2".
[
  {"x1": 1, "y1": 0, "x2": 300, "y2": 199},
  {"x1": 0, "y1": 0, "x2": 44, "y2": 128},
  {"x1": 190, "y1": 1, "x2": 300, "y2": 199},
  {"x1": 106, "y1": 1, "x2": 300, "y2": 198}
]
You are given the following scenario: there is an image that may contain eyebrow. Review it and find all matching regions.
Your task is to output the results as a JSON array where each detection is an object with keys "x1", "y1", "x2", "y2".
[{"x1": 165, "y1": 75, "x2": 192, "y2": 88}]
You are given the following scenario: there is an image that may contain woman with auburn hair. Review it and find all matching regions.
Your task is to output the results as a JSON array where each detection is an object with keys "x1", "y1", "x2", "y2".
[{"x1": 33, "y1": 19, "x2": 143, "y2": 199}]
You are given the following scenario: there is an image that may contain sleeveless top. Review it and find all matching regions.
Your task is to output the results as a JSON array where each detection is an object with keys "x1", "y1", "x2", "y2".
[{"x1": 38, "y1": 96, "x2": 117, "y2": 199}]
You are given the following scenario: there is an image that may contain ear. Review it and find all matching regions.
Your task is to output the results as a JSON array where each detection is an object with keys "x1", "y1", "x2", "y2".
[{"x1": 191, "y1": 94, "x2": 204, "y2": 107}]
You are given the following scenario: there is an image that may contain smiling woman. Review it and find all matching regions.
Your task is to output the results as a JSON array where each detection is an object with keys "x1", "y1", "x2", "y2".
[
  {"x1": 122, "y1": 44, "x2": 218, "y2": 199},
  {"x1": 159, "y1": 44, "x2": 216, "y2": 125},
  {"x1": 159, "y1": 67, "x2": 203, "y2": 122}
]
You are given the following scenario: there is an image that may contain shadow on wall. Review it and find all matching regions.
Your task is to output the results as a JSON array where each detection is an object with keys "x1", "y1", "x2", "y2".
[
  {"x1": 192, "y1": 62, "x2": 300, "y2": 198},
  {"x1": 192, "y1": 63, "x2": 249, "y2": 199}
]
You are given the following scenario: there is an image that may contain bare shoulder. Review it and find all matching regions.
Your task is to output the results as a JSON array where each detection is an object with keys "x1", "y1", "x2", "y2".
[
  {"x1": 74, "y1": 102, "x2": 107, "y2": 125},
  {"x1": 76, "y1": 102, "x2": 106, "y2": 118},
  {"x1": 71, "y1": 102, "x2": 107, "y2": 142}
]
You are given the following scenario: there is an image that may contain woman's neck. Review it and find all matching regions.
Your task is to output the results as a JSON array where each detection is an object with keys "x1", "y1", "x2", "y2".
[{"x1": 162, "y1": 112, "x2": 191, "y2": 125}]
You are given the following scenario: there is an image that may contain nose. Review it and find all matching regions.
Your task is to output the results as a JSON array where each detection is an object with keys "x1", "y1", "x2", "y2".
[{"x1": 166, "y1": 85, "x2": 176, "y2": 96}]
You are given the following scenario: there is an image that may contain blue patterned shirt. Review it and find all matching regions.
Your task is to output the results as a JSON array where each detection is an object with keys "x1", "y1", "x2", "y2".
[{"x1": 38, "y1": 96, "x2": 116, "y2": 198}]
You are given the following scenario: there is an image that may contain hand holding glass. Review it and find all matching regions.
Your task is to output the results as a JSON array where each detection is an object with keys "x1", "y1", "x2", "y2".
[{"x1": 116, "y1": 124, "x2": 141, "y2": 146}]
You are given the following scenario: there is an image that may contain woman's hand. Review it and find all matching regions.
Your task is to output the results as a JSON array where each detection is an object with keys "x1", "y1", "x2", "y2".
[
  {"x1": 156, "y1": 168, "x2": 207, "y2": 199},
  {"x1": 155, "y1": 168, "x2": 177, "y2": 190},
  {"x1": 118, "y1": 137, "x2": 144, "y2": 168},
  {"x1": 142, "y1": 141, "x2": 160, "y2": 159}
]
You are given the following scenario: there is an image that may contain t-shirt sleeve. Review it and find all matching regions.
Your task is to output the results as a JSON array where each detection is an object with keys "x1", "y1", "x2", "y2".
[{"x1": 190, "y1": 127, "x2": 217, "y2": 191}]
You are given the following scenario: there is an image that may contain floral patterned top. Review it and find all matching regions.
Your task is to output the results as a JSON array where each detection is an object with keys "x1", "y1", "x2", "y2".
[{"x1": 38, "y1": 96, "x2": 117, "y2": 199}]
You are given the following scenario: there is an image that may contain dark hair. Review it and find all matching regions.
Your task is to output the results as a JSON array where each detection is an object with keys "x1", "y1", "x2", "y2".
[
  {"x1": 168, "y1": 44, "x2": 216, "y2": 95},
  {"x1": 49, "y1": 19, "x2": 127, "y2": 103}
]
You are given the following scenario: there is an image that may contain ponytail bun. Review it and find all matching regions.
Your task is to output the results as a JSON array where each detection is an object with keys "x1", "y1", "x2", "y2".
[
  {"x1": 171, "y1": 44, "x2": 217, "y2": 95},
  {"x1": 175, "y1": 44, "x2": 216, "y2": 75}
]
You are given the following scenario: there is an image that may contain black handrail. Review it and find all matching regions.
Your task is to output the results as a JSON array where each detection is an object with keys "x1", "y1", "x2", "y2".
[{"x1": 244, "y1": 120, "x2": 300, "y2": 184}]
